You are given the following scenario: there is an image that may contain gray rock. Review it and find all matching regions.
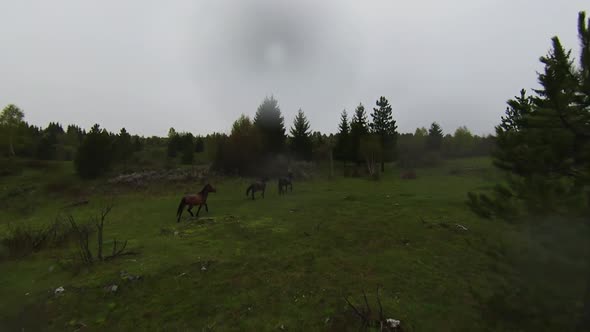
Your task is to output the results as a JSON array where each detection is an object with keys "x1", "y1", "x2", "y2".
[
  {"x1": 54, "y1": 286, "x2": 65, "y2": 295},
  {"x1": 104, "y1": 284, "x2": 118, "y2": 293}
]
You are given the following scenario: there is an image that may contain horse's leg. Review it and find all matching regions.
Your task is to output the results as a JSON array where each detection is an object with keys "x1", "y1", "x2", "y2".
[
  {"x1": 196, "y1": 205, "x2": 202, "y2": 217},
  {"x1": 205, "y1": 203, "x2": 209, "y2": 212},
  {"x1": 187, "y1": 205, "x2": 194, "y2": 217}
]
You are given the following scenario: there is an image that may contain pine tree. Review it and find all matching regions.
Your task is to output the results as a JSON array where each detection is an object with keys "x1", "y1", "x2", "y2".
[
  {"x1": 195, "y1": 136, "x2": 205, "y2": 153},
  {"x1": 467, "y1": 16, "x2": 590, "y2": 327},
  {"x1": 335, "y1": 110, "x2": 351, "y2": 163},
  {"x1": 132, "y1": 135, "x2": 143, "y2": 152},
  {"x1": 369, "y1": 96, "x2": 398, "y2": 171},
  {"x1": 289, "y1": 109, "x2": 312, "y2": 160},
  {"x1": 115, "y1": 128, "x2": 133, "y2": 168},
  {"x1": 75, "y1": 124, "x2": 113, "y2": 179},
  {"x1": 36, "y1": 122, "x2": 65, "y2": 160},
  {"x1": 350, "y1": 103, "x2": 369, "y2": 164},
  {"x1": 254, "y1": 96, "x2": 286, "y2": 155},
  {"x1": 66, "y1": 125, "x2": 85, "y2": 146},
  {"x1": 469, "y1": 13, "x2": 590, "y2": 218},
  {"x1": 427, "y1": 122, "x2": 444, "y2": 151},
  {"x1": 167, "y1": 128, "x2": 181, "y2": 158},
  {"x1": 181, "y1": 132, "x2": 195, "y2": 164}
]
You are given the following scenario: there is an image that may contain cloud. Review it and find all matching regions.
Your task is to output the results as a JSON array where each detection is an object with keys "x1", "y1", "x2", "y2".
[{"x1": 0, "y1": 0, "x2": 588, "y2": 136}]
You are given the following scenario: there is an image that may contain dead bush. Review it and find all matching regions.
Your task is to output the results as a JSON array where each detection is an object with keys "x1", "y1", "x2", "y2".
[
  {"x1": 67, "y1": 203, "x2": 136, "y2": 265},
  {"x1": 343, "y1": 289, "x2": 404, "y2": 331}
]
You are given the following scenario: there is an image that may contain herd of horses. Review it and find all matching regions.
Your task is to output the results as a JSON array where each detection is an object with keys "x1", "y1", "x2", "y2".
[{"x1": 176, "y1": 172, "x2": 293, "y2": 222}]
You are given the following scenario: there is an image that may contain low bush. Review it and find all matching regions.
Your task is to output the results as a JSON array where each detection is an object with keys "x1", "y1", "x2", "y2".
[
  {"x1": 0, "y1": 158, "x2": 22, "y2": 177},
  {"x1": 0, "y1": 219, "x2": 79, "y2": 259}
]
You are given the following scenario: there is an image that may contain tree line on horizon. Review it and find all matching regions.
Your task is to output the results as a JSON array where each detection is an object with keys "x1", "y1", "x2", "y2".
[{"x1": 1, "y1": 99, "x2": 493, "y2": 179}]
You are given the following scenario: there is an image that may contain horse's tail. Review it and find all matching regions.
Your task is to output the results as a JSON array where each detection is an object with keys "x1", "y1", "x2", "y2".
[
  {"x1": 176, "y1": 197, "x2": 186, "y2": 222},
  {"x1": 246, "y1": 185, "x2": 253, "y2": 196}
]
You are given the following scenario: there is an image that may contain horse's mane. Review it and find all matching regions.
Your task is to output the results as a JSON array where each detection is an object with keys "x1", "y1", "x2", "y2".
[{"x1": 199, "y1": 184, "x2": 210, "y2": 194}]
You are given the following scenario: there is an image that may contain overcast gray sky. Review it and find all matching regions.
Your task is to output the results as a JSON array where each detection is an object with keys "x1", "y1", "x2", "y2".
[{"x1": 1, "y1": 1, "x2": 589, "y2": 136}]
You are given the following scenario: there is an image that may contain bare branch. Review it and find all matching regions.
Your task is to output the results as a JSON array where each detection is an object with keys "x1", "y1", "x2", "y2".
[
  {"x1": 376, "y1": 287, "x2": 384, "y2": 322},
  {"x1": 344, "y1": 296, "x2": 367, "y2": 322},
  {"x1": 100, "y1": 204, "x2": 113, "y2": 221},
  {"x1": 362, "y1": 290, "x2": 371, "y2": 317}
]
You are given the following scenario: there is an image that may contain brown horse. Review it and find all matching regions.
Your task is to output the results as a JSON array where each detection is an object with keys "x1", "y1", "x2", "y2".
[
  {"x1": 246, "y1": 177, "x2": 268, "y2": 200},
  {"x1": 176, "y1": 183, "x2": 216, "y2": 222}
]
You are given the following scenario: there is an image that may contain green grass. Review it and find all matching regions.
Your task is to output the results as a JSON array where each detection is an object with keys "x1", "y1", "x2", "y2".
[{"x1": 0, "y1": 157, "x2": 587, "y2": 331}]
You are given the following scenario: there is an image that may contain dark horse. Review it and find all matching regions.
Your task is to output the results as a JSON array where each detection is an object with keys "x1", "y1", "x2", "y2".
[
  {"x1": 246, "y1": 177, "x2": 268, "y2": 200},
  {"x1": 176, "y1": 183, "x2": 216, "y2": 222},
  {"x1": 278, "y1": 172, "x2": 293, "y2": 195}
]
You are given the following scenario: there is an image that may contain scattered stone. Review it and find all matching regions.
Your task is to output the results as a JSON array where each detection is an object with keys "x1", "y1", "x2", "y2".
[
  {"x1": 48, "y1": 265, "x2": 55, "y2": 272},
  {"x1": 120, "y1": 270, "x2": 142, "y2": 282},
  {"x1": 455, "y1": 224, "x2": 468, "y2": 231},
  {"x1": 174, "y1": 231, "x2": 179, "y2": 236},
  {"x1": 198, "y1": 260, "x2": 214, "y2": 272},
  {"x1": 54, "y1": 286, "x2": 65, "y2": 296},
  {"x1": 324, "y1": 317, "x2": 330, "y2": 324},
  {"x1": 107, "y1": 168, "x2": 209, "y2": 186},
  {"x1": 386, "y1": 318, "x2": 401, "y2": 329},
  {"x1": 104, "y1": 284, "x2": 118, "y2": 293},
  {"x1": 279, "y1": 324, "x2": 286, "y2": 330}
]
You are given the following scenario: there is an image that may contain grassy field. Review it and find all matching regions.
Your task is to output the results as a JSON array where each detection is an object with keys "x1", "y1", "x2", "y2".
[{"x1": 0, "y1": 157, "x2": 587, "y2": 331}]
